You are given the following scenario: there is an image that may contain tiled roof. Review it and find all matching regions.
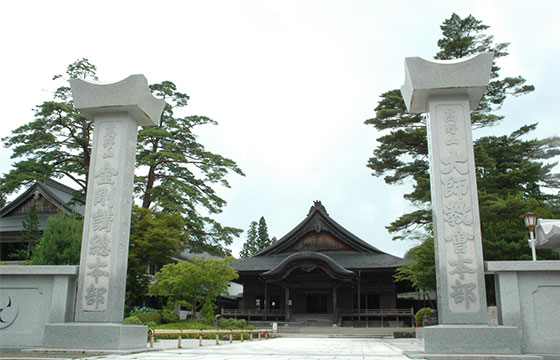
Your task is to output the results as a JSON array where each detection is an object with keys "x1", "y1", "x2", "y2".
[{"x1": 233, "y1": 251, "x2": 403, "y2": 272}]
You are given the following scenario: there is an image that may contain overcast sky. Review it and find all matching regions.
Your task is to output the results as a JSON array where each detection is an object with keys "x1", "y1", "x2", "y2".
[{"x1": 1, "y1": 0, "x2": 559, "y2": 258}]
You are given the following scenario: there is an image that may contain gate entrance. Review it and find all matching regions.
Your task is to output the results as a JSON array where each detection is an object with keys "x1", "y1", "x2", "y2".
[{"x1": 306, "y1": 292, "x2": 328, "y2": 313}]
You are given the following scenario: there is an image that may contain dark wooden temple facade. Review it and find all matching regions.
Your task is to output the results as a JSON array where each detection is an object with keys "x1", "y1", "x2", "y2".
[
  {"x1": 0, "y1": 179, "x2": 85, "y2": 262},
  {"x1": 230, "y1": 201, "x2": 414, "y2": 327}
]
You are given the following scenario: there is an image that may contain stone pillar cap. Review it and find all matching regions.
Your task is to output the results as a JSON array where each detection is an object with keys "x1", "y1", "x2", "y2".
[
  {"x1": 70, "y1": 74, "x2": 166, "y2": 126},
  {"x1": 400, "y1": 52, "x2": 494, "y2": 114}
]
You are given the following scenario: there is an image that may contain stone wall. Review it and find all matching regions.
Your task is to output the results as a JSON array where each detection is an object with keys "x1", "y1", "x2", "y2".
[{"x1": 0, "y1": 265, "x2": 78, "y2": 349}]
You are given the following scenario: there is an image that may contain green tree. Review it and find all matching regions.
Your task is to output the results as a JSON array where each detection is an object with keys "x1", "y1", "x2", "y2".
[
  {"x1": 368, "y1": 14, "x2": 559, "y2": 291},
  {"x1": 1, "y1": 59, "x2": 96, "y2": 196},
  {"x1": 30, "y1": 211, "x2": 83, "y2": 265},
  {"x1": 365, "y1": 13, "x2": 537, "y2": 241},
  {"x1": 1, "y1": 58, "x2": 244, "y2": 255},
  {"x1": 239, "y1": 221, "x2": 258, "y2": 258},
  {"x1": 9, "y1": 203, "x2": 41, "y2": 261},
  {"x1": 22, "y1": 203, "x2": 41, "y2": 259},
  {"x1": 149, "y1": 257, "x2": 238, "y2": 321},
  {"x1": 239, "y1": 217, "x2": 275, "y2": 258},
  {"x1": 136, "y1": 81, "x2": 244, "y2": 256},
  {"x1": 126, "y1": 206, "x2": 189, "y2": 306},
  {"x1": 394, "y1": 237, "x2": 436, "y2": 292}
]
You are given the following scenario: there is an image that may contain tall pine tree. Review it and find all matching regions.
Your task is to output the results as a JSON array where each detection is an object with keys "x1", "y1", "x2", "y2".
[
  {"x1": 1, "y1": 58, "x2": 244, "y2": 256},
  {"x1": 368, "y1": 14, "x2": 559, "y2": 291}
]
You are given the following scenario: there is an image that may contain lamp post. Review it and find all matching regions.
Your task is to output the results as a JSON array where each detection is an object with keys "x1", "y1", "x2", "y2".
[{"x1": 520, "y1": 212, "x2": 539, "y2": 261}]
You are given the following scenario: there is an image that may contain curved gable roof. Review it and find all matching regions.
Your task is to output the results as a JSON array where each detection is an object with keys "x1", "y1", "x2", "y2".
[
  {"x1": 0, "y1": 178, "x2": 85, "y2": 217},
  {"x1": 256, "y1": 201, "x2": 385, "y2": 256}
]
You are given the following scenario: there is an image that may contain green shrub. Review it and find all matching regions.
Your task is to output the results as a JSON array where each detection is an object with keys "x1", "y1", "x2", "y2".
[
  {"x1": 136, "y1": 312, "x2": 162, "y2": 325},
  {"x1": 161, "y1": 309, "x2": 180, "y2": 324},
  {"x1": 130, "y1": 306, "x2": 157, "y2": 315},
  {"x1": 124, "y1": 315, "x2": 141, "y2": 325},
  {"x1": 219, "y1": 318, "x2": 247, "y2": 329},
  {"x1": 415, "y1": 307, "x2": 433, "y2": 327}
]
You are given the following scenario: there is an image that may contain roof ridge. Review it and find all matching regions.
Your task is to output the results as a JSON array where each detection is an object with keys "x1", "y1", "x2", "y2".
[{"x1": 256, "y1": 201, "x2": 386, "y2": 256}]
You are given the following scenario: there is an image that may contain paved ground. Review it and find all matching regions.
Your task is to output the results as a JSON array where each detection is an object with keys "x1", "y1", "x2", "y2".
[{"x1": 87, "y1": 337, "x2": 424, "y2": 360}]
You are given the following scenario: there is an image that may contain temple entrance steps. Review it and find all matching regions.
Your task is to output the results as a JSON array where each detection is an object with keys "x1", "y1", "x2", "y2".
[{"x1": 289, "y1": 313, "x2": 333, "y2": 326}]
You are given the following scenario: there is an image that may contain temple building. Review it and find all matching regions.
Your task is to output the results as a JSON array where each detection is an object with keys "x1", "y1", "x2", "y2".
[
  {"x1": 0, "y1": 179, "x2": 84, "y2": 262},
  {"x1": 229, "y1": 201, "x2": 415, "y2": 327}
]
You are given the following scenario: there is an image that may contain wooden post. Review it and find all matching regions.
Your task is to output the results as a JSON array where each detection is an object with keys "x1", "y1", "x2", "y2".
[
  {"x1": 178, "y1": 332, "x2": 182, "y2": 349},
  {"x1": 216, "y1": 332, "x2": 219, "y2": 345},
  {"x1": 284, "y1": 287, "x2": 290, "y2": 321},
  {"x1": 250, "y1": 332, "x2": 253, "y2": 341},
  {"x1": 229, "y1": 331, "x2": 233, "y2": 343},
  {"x1": 332, "y1": 287, "x2": 337, "y2": 324},
  {"x1": 258, "y1": 331, "x2": 262, "y2": 340},
  {"x1": 199, "y1": 332, "x2": 203, "y2": 346},
  {"x1": 149, "y1": 330, "x2": 154, "y2": 348},
  {"x1": 241, "y1": 331, "x2": 244, "y2": 342},
  {"x1": 264, "y1": 281, "x2": 268, "y2": 318}
]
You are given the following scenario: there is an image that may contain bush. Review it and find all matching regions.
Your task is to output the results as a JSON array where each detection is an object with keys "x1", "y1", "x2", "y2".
[
  {"x1": 219, "y1": 318, "x2": 247, "y2": 329},
  {"x1": 161, "y1": 309, "x2": 180, "y2": 324},
  {"x1": 124, "y1": 315, "x2": 141, "y2": 325},
  {"x1": 415, "y1": 307, "x2": 433, "y2": 327},
  {"x1": 130, "y1": 306, "x2": 157, "y2": 315},
  {"x1": 136, "y1": 312, "x2": 162, "y2": 325}
]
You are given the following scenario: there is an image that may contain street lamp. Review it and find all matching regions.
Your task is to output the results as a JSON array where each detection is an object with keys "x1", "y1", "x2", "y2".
[{"x1": 520, "y1": 212, "x2": 539, "y2": 261}]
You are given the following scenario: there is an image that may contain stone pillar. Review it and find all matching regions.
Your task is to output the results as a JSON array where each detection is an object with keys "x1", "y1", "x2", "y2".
[
  {"x1": 43, "y1": 75, "x2": 165, "y2": 350},
  {"x1": 400, "y1": 54, "x2": 525, "y2": 357}
]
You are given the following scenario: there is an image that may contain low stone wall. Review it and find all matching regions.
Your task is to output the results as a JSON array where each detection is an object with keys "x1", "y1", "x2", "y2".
[
  {"x1": 486, "y1": 260, "x2": 560, "y2": 357},
  {"x1": 0, "y1": 265, "x2": 78, "y2": 349}
]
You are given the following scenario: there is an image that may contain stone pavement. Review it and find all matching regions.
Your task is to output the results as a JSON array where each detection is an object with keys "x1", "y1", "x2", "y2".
[{"x1": 88, "y1": 337, "x2": 424, "y2": 360}]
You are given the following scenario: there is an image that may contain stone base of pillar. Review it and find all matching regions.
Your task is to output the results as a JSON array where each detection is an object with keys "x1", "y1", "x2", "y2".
[
  {"x1": 405, "y1": 325, "x2": 544, "y2": 360},
  {"x1": 43, "y1": 323, "x2": 147, "y2": 350}
]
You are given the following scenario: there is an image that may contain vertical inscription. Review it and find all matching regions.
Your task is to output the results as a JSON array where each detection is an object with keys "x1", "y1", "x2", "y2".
[
  {"x1": 82, "y1": 121, "x2": 120, "y2": 312},
  {"x1": 436, "y1": 104, "x2": 481, "y2": 313}
]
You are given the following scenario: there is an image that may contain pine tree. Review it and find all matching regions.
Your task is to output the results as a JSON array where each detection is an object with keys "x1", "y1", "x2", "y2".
[
  {"x1": 239, "y1": 221, "x2": 258, "y2": 258},
  {"x1": 22, "y1": 203, "x2": 40, "y2": 259},
  {"x1": 30, "y1": 211, "x2": 83, "y2": 265}
]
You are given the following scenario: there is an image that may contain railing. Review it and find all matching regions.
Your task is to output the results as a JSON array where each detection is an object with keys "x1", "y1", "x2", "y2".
[
  {"x1": 221, "y1": 309, "x2": 283, "y2": 315},
  {"x1": 148, "y1": 328, "x2": 277, "y2": 348},
  {"x1": 337, "y1": 308, "x2": 414, "y2": 315}
]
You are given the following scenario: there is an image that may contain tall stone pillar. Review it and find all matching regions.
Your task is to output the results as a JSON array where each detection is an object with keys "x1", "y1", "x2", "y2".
[
  {"x1": 400, "y1": 54, "x2": 527, "y2": 357},
  {"x1": 44, "y1": 75, "x2": 165, "y2": 350}
]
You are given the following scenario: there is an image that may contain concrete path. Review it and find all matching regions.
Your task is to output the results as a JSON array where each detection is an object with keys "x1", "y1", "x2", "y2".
[{"x1": 89, "y1": 337, "x2": 424, "y2": 360}]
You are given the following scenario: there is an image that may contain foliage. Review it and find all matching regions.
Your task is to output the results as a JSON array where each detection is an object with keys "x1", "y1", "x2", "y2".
[
  {"x1": 126, "y1": 206, "x2": 189, "y2": 305},
  {"x1": 200, "y1": 298, "x2": 217, "y2": 325},
  {"x1": 239, "y1": 221, "x2": 258, "y2": 258},
  {"x1": 10, "y1": 203, "x2": 40, "y2": 261},
  {"x1": 415, "y1": 307, "x2": 434, "y2": 327},
  {"x1": 135, "y1": 312, "x2": 162, "y2": 325},
  {"x1": 135, "y1": 81, "x2": 245, "y2": 256},
  {"x1": 366, "y1": 13, "x2": 560, "y2": 291},
  {"x1": 218, "y1": 318, "x2": 248, "y2": 329},
  {"x1": 394, "y1": 238, "x2": 436, "y2": 292},
  {"x1": 123, "y1": 315, "x2": 142, "y2": 325},
  {"x1": 364, "y1": 13, "x2": 537, "y2": 242},
  {"x1": 1, "y1": 59, "x2": 96, "y2": 197},
  {"x1": 160, "y1": 309, "x2": 180, "y2": 324},
  {"x1": 149, "y1": 257, "x2": 238, "y2": 320},
  {"x1": 153, "y1": 319, "x2": 255, "y2": 340},
  {"x1": 129, "y1": 306, "x2": 158, "y2": 315},
  {"x1": 239, "y1": 217, "x2": 275, "y2": 258},
  {"x1": 1, "y1": 58, "x2": 244, "y2": 257},
  {"x1": 30, "y1": 211, "x2": 82, "y2": 265}
]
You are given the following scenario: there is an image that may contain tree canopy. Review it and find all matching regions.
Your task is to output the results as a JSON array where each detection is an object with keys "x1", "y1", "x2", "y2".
[
  {"x1": 149, "y1": 257, "x2": 238, "y2": 321},
  {"x1": 126, "y1": 206, "x2": 189, "y2": 305},
  {"x1": 367, "y1": 14, "x2": 560, "y2": 291},
  {"x1": 239, "y1": 216, "x2": 276, "y2": 258},
  {"x1": 1, "y1": 58, "x2": 244, "y2": 256},
  {"x1": 30, "y1": 211, "x2": 83, "y2": 265}
]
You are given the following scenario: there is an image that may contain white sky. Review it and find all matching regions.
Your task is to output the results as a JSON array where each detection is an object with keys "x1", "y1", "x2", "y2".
[{"x1": 1, "y1": 0, "x2": 559, "y2": 258}]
